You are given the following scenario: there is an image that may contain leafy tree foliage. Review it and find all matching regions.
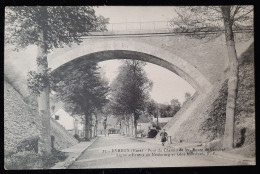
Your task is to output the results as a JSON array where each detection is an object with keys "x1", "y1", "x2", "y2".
[
  {"x1": 200, "y1": 80, "x2": 228, "y2": 140},
  {"x1": 170, "y1": 99, "x2": 181, "y2": 112},
  {"x1": 110, "y1": 60, "x2": 153, "y2": 137},
  {"x1": 100, "y1": 104, "x2": 113, "y2": 134},
  {"x1": 171, "y1": 6, "x2": 253, "y2": 40},
  {"x1": 182, "y1": 92, "x2": 192, "y2": 105},
  {"x1": 158, "y1": 103, "x2": 181, "y2": 118},
  {"x1": 5, "y1": 6, "x2": 108, "y2": 51},
  {"x1": 146, "y1": 99, "x2": 181, "y2": 118},
  {"x1": 5, "y1": 6, "x2": 109, "y2": 154},
  {"x1": 159, "y1": 104, "x2": 172, "y2": 118},
  {"x1": 146, "y1": 99, "x2": 158, "y2": 118},
  {"x1": 95, "y1": 16, "x2": 110, "y2": 32},
  {"x1": 184, "y1": 92, "x2": 192, "y2": 101},
  {"x1": 51, "y1": 59, "x2": 110, "y2": 139}
]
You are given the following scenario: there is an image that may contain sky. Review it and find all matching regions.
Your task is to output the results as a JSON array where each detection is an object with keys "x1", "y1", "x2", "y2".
[
  {"x1": 99, "y1": 59, "x2": 195, "y2": 105},
  {"x1": 94, "y1": 6, "x2": 178, "y2": 23},
  {"x1": 95, "y1": 6, "x2": 195, "y2": 104}
]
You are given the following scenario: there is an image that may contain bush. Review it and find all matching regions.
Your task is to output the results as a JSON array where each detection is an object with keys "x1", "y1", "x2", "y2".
[
  {"x1": 148, "y1": 129, "x2": 158, "y2": 138},
  {"x1": 74, "y1": 134, "x2": 80, "y2": 141},
  {"x1": 204, "y1": 139, "x2": 223, "y2": 151},
  {"x1": 16, "y1": 136, "x2": 39, "y2": 153},
  {"x1": 136, "y1": 130, "x2": 146, "y2": 137},
  {"x1": 80, "y1": 137, "x2": 91, "y2": 142},
  {"x1": 136, "y1": 129, "x2": 144, "y2": 134},
  {"x1": 200, "y1": 80, "x2": 228, "y2": 140},
  {"x1": 50, "y1": 148, "x2": 68, "y2": 163},
  {"x1": 5, "y1": 149, "x2": 68, "y2": 170},
  {"x1": 5, "y1": 151, "x2": 43, "y2": 169}
]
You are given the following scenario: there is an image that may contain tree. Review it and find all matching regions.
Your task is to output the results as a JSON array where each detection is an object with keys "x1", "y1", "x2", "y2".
[
  {"x1": 110, "y1": 60, "x2": 153, "y2": 137},
  {"x1": 107, "y1": 89, "x2": 131, "y2": 135},
  {"x1": 170, "y1": 99, "x2": 181, "y2": 115},
  {"x1": 158, "y1": 101, "x2": 180, "y2": 118},
  {"x1": 100, "y1": 103, "x2": 113, "y2": 136},
  {"x1": 5, "y1": 6, "x2": 109, "y2": 154},
  {"x1": 146, "y1": 99, "x2": 157, "y2": 118},
  {"x1": 159, "y1": 104, "x2": 171, "y2": 118},
  {"x1": 92, "y1": 109, "x2": 103, "y2": 137},
  {"x1": 51, "y1": 60, "x2": 110, "y2": 141},
  {"x1": 183, "y1": 92, "x2": 192, "y2": 105},
  {"x1": 172, "y1": 6, "x2": 253, "y2": 150}
]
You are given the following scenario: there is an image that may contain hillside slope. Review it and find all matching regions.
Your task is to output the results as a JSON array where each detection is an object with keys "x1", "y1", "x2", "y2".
[
  {"x1": 170, "y1": 43, "x2": 255, "y2": 150},
  {"x1": 174, "y1": 79, "x2": 228, "y2": 143},
  {"x1": 4, "y1": 80, "x2": 78, "y2": 154}
]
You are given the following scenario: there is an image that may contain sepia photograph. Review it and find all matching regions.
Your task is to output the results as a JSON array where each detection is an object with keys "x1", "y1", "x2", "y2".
[{"x1": 4, "y1": 5, "x2": 255, "y2": 169}]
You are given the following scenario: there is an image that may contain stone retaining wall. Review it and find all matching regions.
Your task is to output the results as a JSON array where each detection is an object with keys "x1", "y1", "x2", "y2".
[
  {"x1": 166, "y1": 43, "x2": 255, "y2": 146},
  {"x1": 4, "y1": 80, "x2": 78, "y2": 154},
  {"x1": 50, "y1": 117, "x2": 78, "y2": 150}
]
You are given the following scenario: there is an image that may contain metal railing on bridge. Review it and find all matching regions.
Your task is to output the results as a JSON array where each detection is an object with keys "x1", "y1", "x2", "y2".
[
  {"x1": 80, "y1": 21, "x2": 253, "y2": 38},
  {"x1": 104, "y1": 21, "x2": 253, "y2": 34},
  {"x1": 106, "y1": 21, "x2": 173, "y2": 32}
]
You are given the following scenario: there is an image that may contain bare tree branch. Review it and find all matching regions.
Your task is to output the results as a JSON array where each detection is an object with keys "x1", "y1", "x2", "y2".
[
  {"x1": 231, "y1": 5, "x2": 242, "y2": 20},
  {"x1": 234, "y1": 8, "x2": 253, "y2": 21}
]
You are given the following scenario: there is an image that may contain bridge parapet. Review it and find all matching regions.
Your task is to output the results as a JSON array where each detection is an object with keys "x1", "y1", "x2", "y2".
[
  {"x1": 88, "y1": 21, "x2": 253, "y2": 36},
  {"x1": 107, "y1": 21, "x2": 173, "y2": 32}
]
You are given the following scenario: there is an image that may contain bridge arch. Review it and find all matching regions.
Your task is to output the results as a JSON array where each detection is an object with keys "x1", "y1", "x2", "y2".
[{"x1": 49, "y1": 39, "x2": 212, "y2": 94}]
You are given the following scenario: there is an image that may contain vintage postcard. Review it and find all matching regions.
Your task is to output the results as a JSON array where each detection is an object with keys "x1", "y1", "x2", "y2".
[{"x1": 4, "y1": 6, "x2": 255, "y2": 169}]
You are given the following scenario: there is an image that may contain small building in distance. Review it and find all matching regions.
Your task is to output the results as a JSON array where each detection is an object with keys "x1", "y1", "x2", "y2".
[
  {"x1": 74, "y1": 115, "x2": 85, "y2": 138},
  {"x1": 97, "y1": 115, "x2": 120, "y2": 135},
  {"x1": 152, "y1": 117, "x2": 172, "y2": 124},
  {"x1": 108, "y1": 128, "x2": 120, "y2": 134},
  {"x1": 137, "y1": 114, "x2": 153, "y2": 136},
  {"x1": 152, "y1": 117, "x2": 172, "y2": 129},
  {"x1": 52, "y1": 107, "x2": 84, "y2": 137}
]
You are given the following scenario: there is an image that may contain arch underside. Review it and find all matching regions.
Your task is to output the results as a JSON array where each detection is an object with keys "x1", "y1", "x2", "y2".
[{"x1": 51, "y1": 50, "x2": 212, "y2": 94}]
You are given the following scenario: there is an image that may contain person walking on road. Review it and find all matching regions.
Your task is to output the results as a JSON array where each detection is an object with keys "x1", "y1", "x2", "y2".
[{"x1": 160, "y1": 129, "x2": 168, "y2": 146}]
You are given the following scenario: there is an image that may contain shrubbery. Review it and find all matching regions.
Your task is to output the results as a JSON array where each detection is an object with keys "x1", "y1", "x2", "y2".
[
  {"x1": 5, "y1": 151, "x2": 44, "y2": 169},
  {"x1": 136, "y1": 130, "x2": 146, "y2": 137},
  {"x1": 16, "y1": 136, "x2": 39, "y2": 153},
  {"x1": 136, "y1": 130, "x2": 144, "y2": 134},
  {"x1": 200, "y1": 80, "x2": 228, "y2": 141},
  {"x1": 74, "y1": 134, "x2": 84, "y2": 142},
  {"x1": 5, "y1": 149, "x2": 67, "y2": 169},
  {"x1": 147, "y1": 129, "x2": 158, "y2": 138}
]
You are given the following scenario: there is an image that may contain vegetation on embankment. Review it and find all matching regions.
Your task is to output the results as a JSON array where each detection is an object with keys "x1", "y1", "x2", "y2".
[
  {"x1": 4, "y1": 80, "x2": 78, "y2": 169},
  {"x1": 202, "y1": 43, "x2": 255, "y2": 148},
  {"x1": 4, "y1": 149, "x2": 67, "y2": 169},
  {"x1": 174, "y1": 43, "x2": 255, "y2": 156}
]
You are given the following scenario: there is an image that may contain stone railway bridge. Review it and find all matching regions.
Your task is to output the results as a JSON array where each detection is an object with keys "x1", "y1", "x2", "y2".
[{"x1": 48, "y1": 29, "x2": 253, "y2": 142}]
